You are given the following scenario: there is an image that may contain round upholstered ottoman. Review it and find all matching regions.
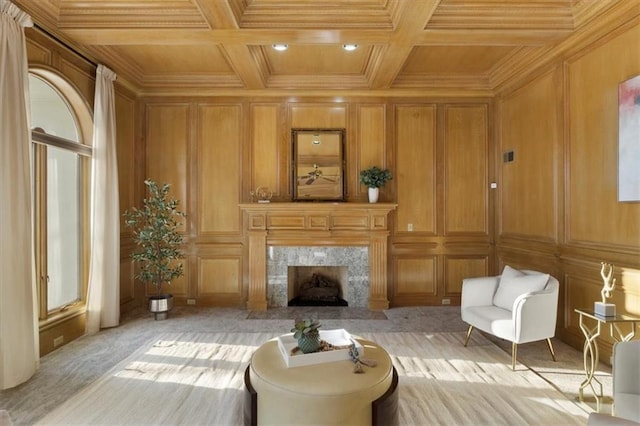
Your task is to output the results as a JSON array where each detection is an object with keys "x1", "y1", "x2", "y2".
[{"x1": 245, "y1": 337, "x2": 397, "y2": 426}]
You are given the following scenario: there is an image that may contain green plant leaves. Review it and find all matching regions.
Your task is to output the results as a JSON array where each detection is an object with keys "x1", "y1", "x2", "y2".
[
  {"x1": 359, "y1": 166, "x2": 392, "y2": 188},
  {"x1": 123, "y1": 179, "x2": 185, "y2": 293},
  {"x1": 290, "y1": 318, "x2": 321, "y2": 339}
]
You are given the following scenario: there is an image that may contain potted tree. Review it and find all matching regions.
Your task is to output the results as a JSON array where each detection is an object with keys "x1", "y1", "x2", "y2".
[
  {"x1": 359, "y1": 166, "x2": 392, "y2": 203},
  {"x1": 124, "y1": 179, "x2": 185, "y2": 320}
]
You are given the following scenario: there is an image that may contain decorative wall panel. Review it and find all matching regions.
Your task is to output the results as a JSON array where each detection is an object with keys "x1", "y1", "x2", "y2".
[
  {"x1": 499, "y1": 71, "x2": 559, "y2": 241},
  {"x1": 25, "y1": 39, "x2": 51, "y2": 64},
  {"x1": 394, "y1": 257, "x2": 436, "y2": 296},
  {"x1": 60, "y1": 58, "x2": 94, "y2": 105},
  {"x1": 197, "y1": 104, "x2": 242, "y2": 235},
  {"x1": 115, "y1": 93, "x2": 136, "y2": 229},
  {"x1": 251, "y1": 104, "x2": 281, "y2": 197},
  {"x1": 198, "y1": 258, "x2": 242, "y2": 295},
  {"x1": 145, "y1": 104, "x2": 189, "y2": 232},
  {"x1": 444, "y1": 257, "x2": 488, "y2": 295},
  {"x1": 444, "y1": 105, "x2": 488, "y2": 234},
  {"x1": 290, "y1": 104, "x2": 347, "y2": 128},
  {"x1": 357, "y1": 104, "x2": 387, "y2": 197},
  {"x1": 119, "y1": 260, "x2": 135, "y2": 302},
  {"x1": 395, "y1": 105, "x2": 436, "y2": 234}
]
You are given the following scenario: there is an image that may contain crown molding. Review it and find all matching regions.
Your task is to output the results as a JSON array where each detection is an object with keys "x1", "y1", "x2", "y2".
[
  {"x1": 490, "y1": 0, "x2": 640, "y2": 93},
  {"x1": 392, "y1": 74, "x2": 492, "y2": 92},
  {"x1": 57, "y1": 2, "x2": 207, "y2": 29},
  {"x1": 266, "y1": 75, "x2": 371, "y2": 90}
]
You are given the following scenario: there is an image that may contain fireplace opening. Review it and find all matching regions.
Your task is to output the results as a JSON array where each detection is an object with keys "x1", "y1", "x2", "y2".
[{"x1": 288, "y1": 266, "x2": 348, "y2": 307}]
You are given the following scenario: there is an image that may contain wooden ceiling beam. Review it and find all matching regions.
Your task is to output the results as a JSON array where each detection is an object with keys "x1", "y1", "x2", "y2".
[
  {"x1": 367, "y1": 0, "x2": 441, "y2": 89},
  {"x1": 192, "y1": 0, "x2": 240, "y2": 29},
  {"x1": 60, "y1": 28, "x2": 399, "y2": 45},
  {"x1": 60, "y1": 26, "x2": 571, "y2": 47},
  {"x1": 222, "y1": 44, "x2": 268, "y2": 89}
]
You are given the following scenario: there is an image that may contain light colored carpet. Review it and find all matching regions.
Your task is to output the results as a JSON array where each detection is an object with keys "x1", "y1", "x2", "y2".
[
  {"x1": 37, "y1": 330, "x2": 587, "y2": 426},
  {"x1": 37, "y1": 332, "x2": 271, "y2": 426},
  {"x1": 0, "y1": 306, "x2": 610, "y2": 424}
]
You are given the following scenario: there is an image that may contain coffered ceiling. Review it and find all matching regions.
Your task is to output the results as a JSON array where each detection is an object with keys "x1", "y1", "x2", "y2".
[{"x1": 14, "y1": 0, "x2": 628, "y2": 95}]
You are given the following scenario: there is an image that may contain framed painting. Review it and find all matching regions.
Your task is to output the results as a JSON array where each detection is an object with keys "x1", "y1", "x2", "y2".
[
  {"x1": 618, "y1": 74, "x2": 640, "y2": 202},
  {"x1": 292, "y1": 129, "x2": 345, "y2": 201}
]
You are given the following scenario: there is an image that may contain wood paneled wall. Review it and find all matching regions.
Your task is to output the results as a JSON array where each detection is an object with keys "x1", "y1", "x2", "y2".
[
  {"x1": 141, "y1": 103, "x2": 246, "y2": 306},
  {"x1": 495, "y1": 18, "x2": 640, "y2": 360},
  {"x1": 393, "y1": 104, "x2": 491, "y2": 305},
  {"x1": 138, "y1": 97, "x2": 492, "y2": 308},
  {"x1": 115, "y1": 83, "x2": 138, "y2": 311}
]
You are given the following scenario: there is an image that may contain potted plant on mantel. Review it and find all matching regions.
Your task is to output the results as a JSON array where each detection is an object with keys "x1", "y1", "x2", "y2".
[
  {"x1": 124, "y1": 179, "x2": 185, "y2": 320},
  {"x1": 359, "y1": 166, "x2": 392, "y2": 203}
]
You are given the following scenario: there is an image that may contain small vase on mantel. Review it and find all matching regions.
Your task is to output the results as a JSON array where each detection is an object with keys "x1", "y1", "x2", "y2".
[
  {"x1": 359, "y1": 166, "x2": 392, "y2": 204},
  {"x1": 368, "y1": 187, "x2": 379, "y2": 203}
]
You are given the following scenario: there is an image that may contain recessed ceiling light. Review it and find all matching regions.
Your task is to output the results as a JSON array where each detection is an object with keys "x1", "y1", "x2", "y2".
[
  {"x1": 272, "y1": 44, "x2": 288, "y2": 51},
  {"x1": 342, "y1": 44, "x2": 358, "y2": 51}
]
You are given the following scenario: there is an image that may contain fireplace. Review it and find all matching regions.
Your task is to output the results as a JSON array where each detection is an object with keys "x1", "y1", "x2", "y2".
[
  {"x1": 239, "y1": 202, "x2": 396, "y2": 311},
  {"x1": 267, "y1": 246, "x2": 368, "y2": 307},
  {"x1": 288, "y1": 266, "x2": 348, "y2": 306}
]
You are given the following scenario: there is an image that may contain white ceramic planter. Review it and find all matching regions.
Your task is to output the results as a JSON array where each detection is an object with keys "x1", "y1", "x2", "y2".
[{"x1": 368, "y1": 187, "x2": 379, "y2": 203}]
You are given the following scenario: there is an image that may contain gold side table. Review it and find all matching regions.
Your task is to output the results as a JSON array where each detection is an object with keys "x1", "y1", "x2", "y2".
[{"x1": 574, "y1": 308, "x2": 639, "y2": 412}]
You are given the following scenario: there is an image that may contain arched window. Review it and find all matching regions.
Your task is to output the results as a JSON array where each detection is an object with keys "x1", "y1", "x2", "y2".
[{"x1": 29, "y1": 70, "x2": 92, "y2": 320}]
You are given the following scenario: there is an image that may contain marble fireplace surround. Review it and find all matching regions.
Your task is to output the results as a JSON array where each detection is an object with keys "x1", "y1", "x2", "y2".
[
  {"x1": 239, "y1": 203, "x2": 397, "y2": 311},
  {"x1": 269, "y1": 248, "x2": 367, "y2": 308}
]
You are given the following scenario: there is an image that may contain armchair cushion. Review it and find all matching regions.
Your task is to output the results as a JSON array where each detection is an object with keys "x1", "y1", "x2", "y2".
[
  {"x1": 493, "y1": 265, "x2": 549, "y2": 311},
  {"x1": 462, "y1": 305, "x2": 514, "y2": 339}
]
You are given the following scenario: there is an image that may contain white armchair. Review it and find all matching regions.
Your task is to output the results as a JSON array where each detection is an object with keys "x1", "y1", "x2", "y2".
[
  {"x1": 588, "y1": 340, "x2": 640, "y2": 425},
  {"x1": 461, "y1": 265, "x2": 559, "y2": 370}
]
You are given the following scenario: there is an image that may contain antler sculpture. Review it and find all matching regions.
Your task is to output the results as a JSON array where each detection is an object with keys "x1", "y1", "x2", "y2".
[{"x1": 600, "y1": 262, "x2": 616, "y2": 304}]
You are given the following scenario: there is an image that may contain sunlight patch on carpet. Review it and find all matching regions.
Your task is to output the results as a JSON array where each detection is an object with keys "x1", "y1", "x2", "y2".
[{"x1": 37, "y1": 331, "x2": 588, "y2": 426}]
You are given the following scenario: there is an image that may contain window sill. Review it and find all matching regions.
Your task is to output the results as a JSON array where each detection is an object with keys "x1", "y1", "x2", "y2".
[{"x1": 39, "y1": 305, "x2": 86, "y2": 331}]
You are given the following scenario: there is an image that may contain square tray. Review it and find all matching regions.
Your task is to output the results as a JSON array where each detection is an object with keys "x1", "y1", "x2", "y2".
[{"x1": 277, "y1": 329, "x2": 364, "y2": 368}]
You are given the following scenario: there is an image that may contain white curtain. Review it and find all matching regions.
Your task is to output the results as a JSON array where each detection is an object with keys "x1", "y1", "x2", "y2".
[
  {"x1": 0, "y1": 0, "x2": 39, "y2": 389},
  {"x1": 85, "y1": 64, "x2": 120, "y2": 334}
]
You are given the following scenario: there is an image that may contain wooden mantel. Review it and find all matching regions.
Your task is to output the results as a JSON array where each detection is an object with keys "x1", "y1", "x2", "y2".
[{"x1": 239, "y1": 202, "x2": 397, "y2": 311}]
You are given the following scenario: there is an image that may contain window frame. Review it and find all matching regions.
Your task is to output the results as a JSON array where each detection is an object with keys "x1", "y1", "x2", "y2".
[{"x1": 29, "y1": 69, "x2": 94, "y2": 324}]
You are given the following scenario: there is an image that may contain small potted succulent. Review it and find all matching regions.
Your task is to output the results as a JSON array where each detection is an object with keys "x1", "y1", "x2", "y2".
[
  {"x1": 291, "y1": 318, "x2": 322, "y2": 353},
  {"x1": 359, "y1": 166, "x2": 392, "y2": 203}
]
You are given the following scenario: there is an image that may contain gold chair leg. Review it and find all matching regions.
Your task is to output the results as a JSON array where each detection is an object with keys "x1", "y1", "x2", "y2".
[
  {"x1": 546, "y1": 338, "x2": 557, "y2": 362},
  {"x1": 464, "y1": 325, "x2": 474, "y2": 347},
  {"x1": 512, "y1": 342, "x2": 518, "y2": 370}
]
